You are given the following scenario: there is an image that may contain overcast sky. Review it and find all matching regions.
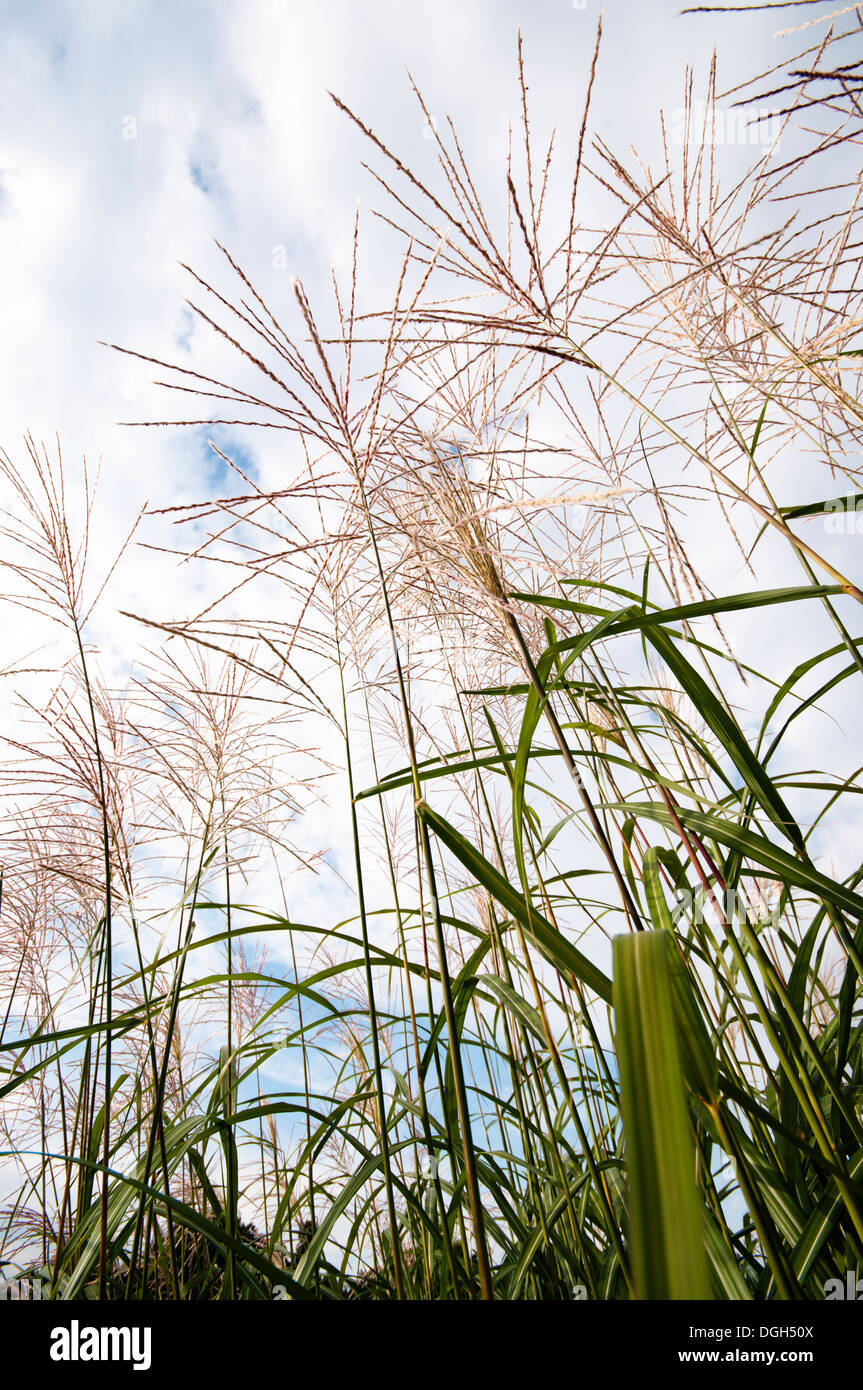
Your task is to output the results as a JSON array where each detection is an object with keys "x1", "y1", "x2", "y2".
[
  {"x1": 0, "y1": 0, "x2": 833, "y2": 662},
  {"x1": 0, "y1": 0, "x2": 796, "y2": 493}
]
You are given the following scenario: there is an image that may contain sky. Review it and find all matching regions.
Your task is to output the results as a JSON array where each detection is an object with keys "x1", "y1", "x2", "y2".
[
  {"x1": 0, "y1": 0, "x2": 795, "y2": 482},
  {"x1": 0, "y1": 0, "x2": 840, "y2": 670}
]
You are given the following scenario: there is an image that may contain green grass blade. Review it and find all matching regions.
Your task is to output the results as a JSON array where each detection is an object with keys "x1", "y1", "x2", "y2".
[
  {"x1": 418, "y1": 801, "x2": 613, "y2": 1003},
  {"x1": 613, "y1": 930, "x2": 712, "y2": 1300}
]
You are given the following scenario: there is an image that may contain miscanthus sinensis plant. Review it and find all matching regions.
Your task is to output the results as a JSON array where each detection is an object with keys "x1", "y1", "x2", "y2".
[{"x1": 2, "y1": 6, "x2": 863, "y2": 1299}]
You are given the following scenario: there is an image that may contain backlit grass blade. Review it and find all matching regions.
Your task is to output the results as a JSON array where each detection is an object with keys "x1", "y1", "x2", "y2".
[
  {"x1": 644, "y1": 625, "x2": 803, "y2": 851},
  {"x1": 613, "y1": 930, "x2": 712, "y2": 1300},
  {"x1": 642, "y1": 848, "x2": 718, "y2": 1104},
  {"x1": 611, "y1": 802, "x2": 863, "y2": 921},
  {"x1": 418, "y1": 801, "x2": 613, "y2": 1003}
]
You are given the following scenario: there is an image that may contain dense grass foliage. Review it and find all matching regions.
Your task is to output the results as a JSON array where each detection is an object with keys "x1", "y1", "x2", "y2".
[{"x1": 1, "y1": 12, "x2": 862, "y2": 1299}]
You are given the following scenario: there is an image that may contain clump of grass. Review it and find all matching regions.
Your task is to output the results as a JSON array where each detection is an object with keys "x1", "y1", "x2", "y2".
[{"x1": 2, "y1": 7, "x2": 863, "y2": 1299}]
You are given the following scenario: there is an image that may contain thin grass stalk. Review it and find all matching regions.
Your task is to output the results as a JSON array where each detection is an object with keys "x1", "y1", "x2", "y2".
[{"x1": 334, "y1": 626, "x2": 406, "y2": 1300}]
